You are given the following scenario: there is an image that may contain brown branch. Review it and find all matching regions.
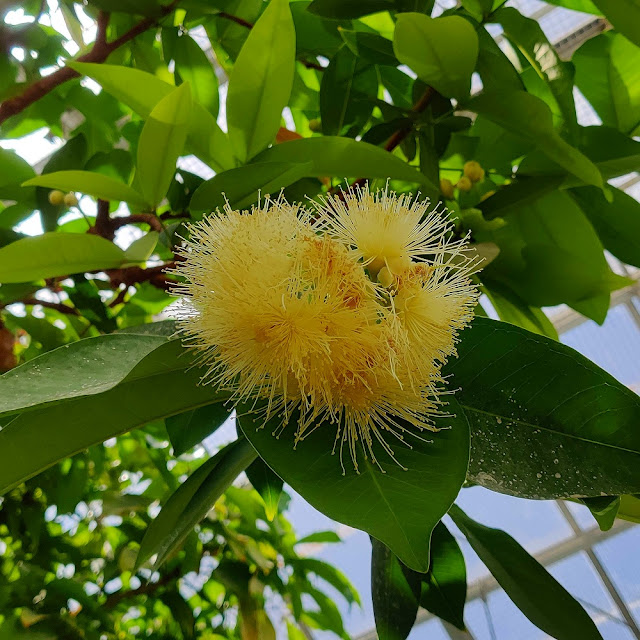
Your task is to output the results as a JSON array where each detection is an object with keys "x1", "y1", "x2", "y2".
[
  {"x1": 19, "y1": 297, "x2": 80, "y2": 316},
  {"x1": 331, "y1": 86, "x2": 437, "y2": 196},
  {"x1": 104, "y1": 568, "x2": 180, "y2": 609},
  {"x1": 111, "y1": 214, "x2": 164, "y2": 233},
  {"x1": 95, "y1": 11, "x2": 110, "y2": 51},
  {"x1": 217, "y1": 11, "x2": 254, "y2": 29},
  {"x1": 0, "y1": 2, "x2": 178, "y2": 126},
  {"x1": 89, "y1": 199, "x2": 115, "y2": 240},
  {"x1": 108, "y1": 262, "x2": 176, "y2": 290},
  {"x1": 301, "y1": 59, "x2": 325, "y2": 71}
]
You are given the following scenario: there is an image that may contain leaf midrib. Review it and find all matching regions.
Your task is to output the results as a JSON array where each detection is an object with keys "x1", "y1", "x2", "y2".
[{"x1": 462, "y1": 403, "x2": 640, "y2": 456}]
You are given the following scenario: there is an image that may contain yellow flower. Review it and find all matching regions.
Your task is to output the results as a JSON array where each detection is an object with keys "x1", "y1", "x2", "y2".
[
  {"x1": 173, "y1": 189, "x2": 479, "y2": 472},
  {"x1": 463, "y1": 160, "x2": 485, "y2": 183},
  {"x1": 313, "y1": 184, "x2": 462, "y2": 278}
]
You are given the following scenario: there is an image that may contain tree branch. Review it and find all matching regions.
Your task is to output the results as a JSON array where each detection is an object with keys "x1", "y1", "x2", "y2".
[
  {"x1": 335, "y1": 86, "x2": 437, "y2": 194},
  {"x1": 19, "y1": 297, "x2": 80, "y2": 316},
  {"x1": 0, "y1": 2, "x2": 178, "y2": 126},
  {"x1": 111, "y1": 214, "x2": 164, "y2": 233},
  {"x1": 217, "y1": 11, "x2": 254, "y2": 29},
  {"x1": 104, "y1": 568, "x2": 180, "y2": 609}
]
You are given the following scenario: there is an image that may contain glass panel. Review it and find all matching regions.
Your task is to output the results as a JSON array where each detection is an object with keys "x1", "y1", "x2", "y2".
[{"x1": 594, "y1": 527, "x2": 640, "y2": 627}]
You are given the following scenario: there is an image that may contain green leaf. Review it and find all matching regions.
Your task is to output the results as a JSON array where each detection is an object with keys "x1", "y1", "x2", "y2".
[
  {"x1": 0, "y1": 233, "x2": 129, "y2": 283},
  {"x1": 476, "y1": 26, "x2": 524, "y2": 93},
  {"x1": 297, "y1": 557, "x2": 361, "y2": 606},
  {"x1": 320, "y1": 46, "x2": 378, "y2": 136},
  {"x1": 468, "y1": 91, "x2": 602, "y2": 188},
  {"x1": 0, "y1": 339, "x2": 229, "y2": 494},
  {"x1": 189, "y1": 161, "x2": 313, "y2": 215},
  {"x1": 238, "y1": 397, "x2": 469, "y2": 572},
  {"x1": 449, "y1": 505, "x2": 602, "y2": 640},
  {"x1": 137, "y1": 438, "x2": 258, "y2": 568},
  {"x1": 592, "y1": 0, "x2": 640, "y2": 48},
  {"x1": 137, "y1": 83, "x2": 192, "y2": 208},
  {"x1": 124, "y1": 231, "x2": 159, "y2": 262},
  {"x1": 393, "y1": 14, "x2": 479, "y2": 99},
  {"x1": 617, "y1": 495, "x2": 640, "y2": 524},
  {"x1": 174, "y1": 33, "x2": 219, "y2": 116},
  {"x1": 371, "y1": 538, "x2": 421, "y2": 640},
  {"x1": 23, "y1": 170, "x2": 147, "y2": 208},
  {"x1": 69, "y1": 62, "x2": 234, "y2": 172},
  {"x1": 470, "y1": 191, "x2": 612, "y2": 315},
  {"x1": 574, "y1": 32, "x2": 640, "y2": 136},
  {"x1": 340, "y1": 30, "x2": 398, "y2": 67},
  {"x1": 446, "y1": 317, "x2": 640, "y2": 499},
  {"x1": 165, "y1": 403, "x2": 232, "y2": 457},
  {"x1": 571, "y1": 186, "x2": 640, "y2": 268},
  {"x1": 0, "y1": 148, "x2": 35, "y2": 201},
  {"x1": 308, "y1": 0, "x2": 394, "y2": 19},
  {"x1": 0, "y1": 332, "x2": 171, "y2": 417},
  {"x1": 494, "y1": 7, "x2": 577, "y2": 137},
  {"x1": 483, "y1": 281, "x2": 559, "y2": 340},
  {"x1": 226, "y1": 0, "x2": 296, "y2": 162},
  {"x1": 541, "y1": 0, "x2": 600, "y2": 12},
  {"x1": 245, "y1": 458, "x2": 283, "y2": 521},
  {"x1": 296, "y1": 531, "x2": 342, "y2": 545},
  {"x1": 420, "y1": 521, "x2": 467, "y2": 630},
  {"x1": 255, "y1": 137, "x2": 435, "y2": 195},
  {"x1": 461, "y1": 0, "x2": 493, "y2": 20},
  {"x1": 579, "y1": 496, "x2": 621, "y2": 532}
]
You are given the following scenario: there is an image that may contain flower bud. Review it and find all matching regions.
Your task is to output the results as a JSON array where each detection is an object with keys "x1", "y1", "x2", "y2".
[
  {"x1": 440, "y1": 178, "x2": 455, "y2": 199},
  {"x1": 456, "y1": 176, "x2": 473, "y2": 192},
  {"x1": 463, "y1": 160, "x2": 485, "y2": 183},
  {"x1": 48, "y1": 189, "x2": 65, "y2": 206},
  {"x1": 64, "y1": 192, "x2": 79, "y2": 207},
  {"x1": 308, "y1": 118, "x2": 322, "y2": 132}
]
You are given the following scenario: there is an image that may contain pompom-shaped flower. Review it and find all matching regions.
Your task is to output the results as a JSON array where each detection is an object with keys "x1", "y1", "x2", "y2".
[{"x1": 173, "y1": 187, "x2": 479, "y2": 472}]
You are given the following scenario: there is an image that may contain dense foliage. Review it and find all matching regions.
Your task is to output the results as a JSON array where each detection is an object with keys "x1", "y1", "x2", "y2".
[{"x1": 1, "y1": 0, "x2": 639, "y2": 638}]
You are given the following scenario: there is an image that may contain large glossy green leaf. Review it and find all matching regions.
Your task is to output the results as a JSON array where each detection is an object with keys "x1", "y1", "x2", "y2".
[
  {"x1": 0, "y1": 339, "x2": 230, "y2": 494},
  {"x1": 254, "y1": 137, "x2": 435, "y2": 195},
  {"x1": 137, "y1": 438, "x2": 258, "y2": 568},
  {"x1": 419, "y1": 521, "x2": 467, "y2": 630},
  {"x1": 23, "y1": 171, "x2": 147, "y2": 208},
  {"x1": 592, "y1": 0, "x2": 640, "y2": 48},
  {"x1": 476, "y1": 26, "x2": 523, "y2": 93},
  {"x1": 189, "y1": 161, "x2": 313, "y2": 215},
  {"x1": 226, "y1": 0, "x2": 295, "y2": 162},
  {"x1": 137, "y1": 83, "x2": 192, "y2": 208},
  {"x1": 446, "y1": 318, "x2": 640, "y2": 499},
  {"x1": 470, "y1": 191, "x2": 612, "y2": 319},
  {"x1": 0, "y1": 233, "x2": 129, "y2": 283},
  {"x1": 69, "y1": 62, "x2": 234, "y2": 172},
  {"x1": 320, "y1": 46, "x2": 377, "y2": 136},
  {"x1": 574, "y1": 32, "x2": 640, "y2": 136},
  {"x1": 494, "y1": 7, "x2": 577, "y2": 136},
  {"x1": 239, "y1": 398, "x2": 469, "y2": 572},
  {"x1": 371, "y1": 538, "x2": 421, "y2": 640},
  {"x1": 393, "y1": 14, "x2": 478, "y2": 99},
  {"x1": 468, "y1": 91, "x2": 602, "y2": 188},
  {"x1": 0, "y1": 332, "x2": 171, "y2": 417},
  {"x1": 449, "y1": 505, "x2": 602, "y2": 640},
  {"x1": 165, "y1": 403, "x2": 232, "y2": 456},
  {"x1": 571, "y1": 186, "x2": 640, "y2": 268},
  {"x1": 174, "y1": 33, "x2": 219, "y2": 116}
]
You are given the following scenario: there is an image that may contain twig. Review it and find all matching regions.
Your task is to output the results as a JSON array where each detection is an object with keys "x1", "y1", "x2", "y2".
[
  {"x1": 108, "y1": 262, "x2": 176, "y2": 289},
  {"x1": 332, "y1": 86, "x2": 437, "y2": 195},
  {"x1": 0, "y1": 2, "x2": 179, "y2": 126},
  {"x1": 19, "y1": 297, "x2": 80, "y2": 316},
  {"x1": 217, "y1": 11, "x2": 254, "y2": 29},
  {"x1": 111, "y1": 214, "x2": 164, "y2": 233},
  {"x1": 104, "y1": 568, "x2": 180, "y2": 609},
  {"x1": 108, "y1": 287, "x2": 128, "y2": 308},
  {"x1": 90, "y1": 199, "x2": 114, "y2": 240}
]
